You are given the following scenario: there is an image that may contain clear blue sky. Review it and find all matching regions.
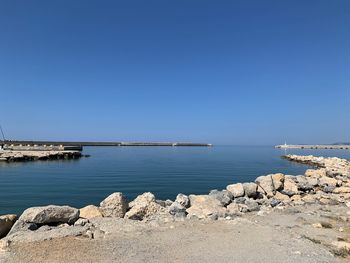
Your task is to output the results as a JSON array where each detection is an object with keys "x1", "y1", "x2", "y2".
[{"x1": 1, "y1": 0, "x2": 349, "y2": 145}]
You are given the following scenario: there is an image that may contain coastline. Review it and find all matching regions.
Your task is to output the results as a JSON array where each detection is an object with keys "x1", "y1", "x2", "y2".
[{"x1": 1, "y1": 154, "x2": 350, "y2": 262}]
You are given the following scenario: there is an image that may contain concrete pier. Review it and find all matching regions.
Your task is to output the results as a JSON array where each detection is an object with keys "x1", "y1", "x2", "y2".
[
  {"x1": 1, "y1": 140, "x2": 212, "y2": 147},
  {"x1": 2, "y1": 144, "x2": 83, "y2": 151},
  {"x1": 275, "y1": 144, "x2": 350, "y2": 150}
]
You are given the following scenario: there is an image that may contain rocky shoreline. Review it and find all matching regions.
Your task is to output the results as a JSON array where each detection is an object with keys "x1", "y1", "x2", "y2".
[
  {"x1": 0, "y1": 150, "x2": 84, "y2": 162},
  {"x1": 1, "y1": 154, "x2": 350, "y2": 261}
]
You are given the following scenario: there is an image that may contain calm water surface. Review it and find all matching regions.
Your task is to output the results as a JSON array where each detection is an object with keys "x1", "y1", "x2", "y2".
[{"x1": 1, "y1": 145, "x2": 350, "y2": 214}]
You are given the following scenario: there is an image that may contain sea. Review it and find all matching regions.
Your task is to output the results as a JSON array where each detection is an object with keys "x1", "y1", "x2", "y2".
[{"x1": 1, "y1": 145, "x2": 350, "y2": 215}]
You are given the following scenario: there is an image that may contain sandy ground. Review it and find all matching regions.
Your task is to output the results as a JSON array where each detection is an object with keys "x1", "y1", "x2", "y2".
[{"x1": 1, "y1": 204, "x2": 349, "y2": 263}]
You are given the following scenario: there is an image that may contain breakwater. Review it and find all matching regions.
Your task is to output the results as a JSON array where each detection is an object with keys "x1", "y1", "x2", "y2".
[
  {"x1": 275, "y1": 144, "x2": 350, "y2": 150},
  {"x1": 2, "y1": 140, "x2": 212, "y2": 147},
  {"x1": 0, "y1": 150, "x2": 83, "y2": 162}
]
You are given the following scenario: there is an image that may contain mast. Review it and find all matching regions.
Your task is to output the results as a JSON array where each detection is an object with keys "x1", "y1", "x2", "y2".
[{"x1": 0, "y1": 124, "x2": 6, "y2": 143}]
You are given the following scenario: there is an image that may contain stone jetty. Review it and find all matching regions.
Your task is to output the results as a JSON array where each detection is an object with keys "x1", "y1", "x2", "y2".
[
  {"x1": 1, "y1": 154, "x2": 350, "y2": 262},
  {"x1": 0, "y1": 150, "x2": 83, "y2": 162},
  {"x1": 276, "y1": 144, "x2": 350, "y2": 149}
]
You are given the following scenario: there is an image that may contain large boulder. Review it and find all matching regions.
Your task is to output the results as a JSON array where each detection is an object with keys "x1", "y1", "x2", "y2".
[
  {"x1": 305, "y1": 169, "x2": 327, "y2": 178},
  {"x1": 0, "y1": 214, "x2": 17, "y2": 238},
  {"x1": 17, "y1": 205, "x2": 78, "y2": 225},
  {"x1": 296, "y1": 176, "x2": 318, "y2": 191},
  {"x1": 226, "y1": 183, "x2": 244, "y2": 198},
  {"x1": 323, "y1": 185, "x2": 336, "y2": 193},
  {"x1": 125, "y1": 192, "x2": 163, "y2": 220},
  {"x1": 255, "y1": 175, "x2": 275, "y2": 197},
  {"x1": 186, "y1": 195, "x2": 226, "y2": 220},
  {"x1": 274, "y1": 192, "x2": 290, "y2": 202},
  {"x1": 209, "y1": 190, "x2": 232, "y2": 206},
  {"x1": 100, "y1": 192, "x2": 128, "y2": 218},
  {"x1": 255, "y1": 173, "x2": 285, "y2": 197},
  {"x1": 281, "y1": 176, "x2": 299, "y2": 196},
  {"x1": 175, "y1": 193, "x2": 190, "y2": 208},
  {"x1": 79, "y1": 205, "x2": 103, "y2": 219},
  {"x1": 8, "y1": 205, "x2": 79, "y2": 236},
  {"x1": 243, "y1": 183, "x2": 258, "y2": 198},
  {"x1": 271, "y1": 173, "x2": 285, "y2": 191},
  {"x1": 319, "y1": 177, "x2": 338, "y2": 187},
  {"x1": 333, "y1": 187, "x2": 350, "y2": 194}
]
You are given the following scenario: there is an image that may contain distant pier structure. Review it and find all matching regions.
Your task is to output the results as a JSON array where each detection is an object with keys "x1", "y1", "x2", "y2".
[
  {"x1": 275, "y1": 144, "x2": 350, "y2": 150},
  {"x1": 0, "y1": 140, "x2": 212, "y2": 150},
  {"x1": 1, "y1": 143, "x2": 83, "y2": 151}
]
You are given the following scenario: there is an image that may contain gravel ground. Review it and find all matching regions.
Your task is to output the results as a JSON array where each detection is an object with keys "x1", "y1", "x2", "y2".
[{"x1": 1, "y1": 204, "x2": 349, "y2": 263}]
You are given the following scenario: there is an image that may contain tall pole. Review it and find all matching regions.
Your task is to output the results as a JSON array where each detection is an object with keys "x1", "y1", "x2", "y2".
[{"x1": 0, "y1": 125, "x2": 5, "y2": 142}]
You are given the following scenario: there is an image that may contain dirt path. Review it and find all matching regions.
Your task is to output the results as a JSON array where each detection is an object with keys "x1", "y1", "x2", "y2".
[{"x1": 2, "y1": 205, "x2": 347, "y2": 263}]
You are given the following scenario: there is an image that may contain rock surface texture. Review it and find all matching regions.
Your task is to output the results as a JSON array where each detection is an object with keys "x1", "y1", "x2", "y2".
[
  {"x1": 124, "y1": 192, "x2": 164, "y2": 220},
  {"x1": 100, "y1": 192, "x2": 128, "y2": 218},
  {"x1": 226, "y1": 183, "x2": 245, "y2": 198},
  {"x1": 0, "y1": 215, "x2": 17, "y2": 238},
  {"x1": 79, "y1": 205, "x2": 103, "y2": 219},
  {"x1": 7, "y1": 205, "x2": 79, "y2": 237},
  {"x1": 186, "y1": 195, "x2": 226, "y2": 219}
]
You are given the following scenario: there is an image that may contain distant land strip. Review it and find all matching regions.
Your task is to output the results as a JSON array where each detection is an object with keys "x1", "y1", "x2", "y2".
[{"x1": 1, "y1": 140, "x2": 212, "y2": 147}]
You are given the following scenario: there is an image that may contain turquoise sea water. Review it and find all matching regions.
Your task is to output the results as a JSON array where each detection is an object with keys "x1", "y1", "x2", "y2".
[{"x1": 1, "y1": 146, "x2": 350, "y2": 215}]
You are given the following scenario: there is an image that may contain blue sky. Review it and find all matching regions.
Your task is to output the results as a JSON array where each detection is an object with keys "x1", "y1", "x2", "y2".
[{"x1": 0, "y1": 0, "x2": 349, "y2": 145}]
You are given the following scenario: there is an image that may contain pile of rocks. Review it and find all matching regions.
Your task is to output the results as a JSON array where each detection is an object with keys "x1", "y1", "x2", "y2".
[
  {"x1": 1, "y1": 154, "x2": 350, "y2": 242},
  {"x1": 0, "y1": 150, "x2": 83, "y2": 162},
  {"x1": 282, "y1": 154, "x2": 350, "y2": 177}
]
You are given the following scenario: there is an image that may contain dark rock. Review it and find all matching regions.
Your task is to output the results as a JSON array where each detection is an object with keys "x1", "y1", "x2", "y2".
[
  {"x1": 209, "y1": 190, "x2": 233, "y2": 206},
  {"x1": 256, "y1": 198, "x2": 270, "y2": 206},
  {"x1": 243, "y1": 183, "x2": 258, "y2": 198},
  {"x1": 156, "y1": 199, "x2": 174, "y2": 207},
  {"x1": 234, "y1": 197, "x2": 247, "y2": 204},
  {"x1": 165, "y1": 200, "x2": 173, "y2": 207},
  {"x1": 245, "y1": 200, "x2": 260, "y2": 212},
  {"x1": 296, "y1": 176, "x2": 317, "y2": 191},
  {"x1": 323, "y1": 185, "x2": 336, "y2": 193},
  {"x1": 168, "y1": 202, "x2": 186, "y2": 216},
  {"x1": 254, "y1": 192, "x2": 265, "y2": 199},
  {"x1": 270, "y1": 199, "x2": 281, "y2": 207},
  {"x1": 0, "y1": 214, "x2": 17, "y2": 238},
  {"x1": 156, "y1": 200, "x2": 167, "y2": 207}
]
